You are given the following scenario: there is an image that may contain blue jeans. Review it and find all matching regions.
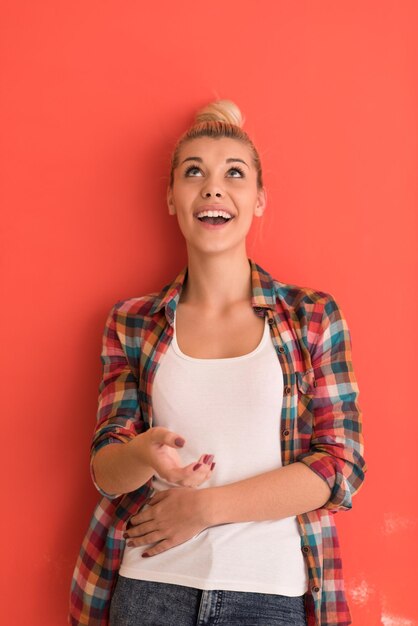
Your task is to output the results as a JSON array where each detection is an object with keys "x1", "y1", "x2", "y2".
[{"x1": 109, "y1": 576, "x2": 308, "y2": 626}]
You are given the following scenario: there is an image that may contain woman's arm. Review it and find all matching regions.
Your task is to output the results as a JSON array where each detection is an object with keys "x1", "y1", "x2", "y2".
[
  {"x1": 124, "y1": 462, "x2": 330, "y2": 557},
  {"x1": 204, "y1": 462, "x2": 331, "y2": 524},
  {"x1": 93, "y1": 429, "x2": 215, "y2": 496},
  {"x1": 295, "y1": 293, "x2": 367, "y2": 512},
  {"x1": 91, "y1": 303, "x2": 215, "y2": 498}
]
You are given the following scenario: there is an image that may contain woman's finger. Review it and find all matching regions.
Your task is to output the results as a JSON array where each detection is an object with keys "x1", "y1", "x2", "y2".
[
  {"x1": 129, "y1": 506, "x2": 154, "y2": 526},
  {"x1": 141, "y1": 539, "x2": 174, "y2": 558},
  {"x1": 156, "y1": 453, "x2": 216, "y2": 486},
  {"x1": 146, "y1": 491, "x2": 168, "y2": 506},
  {"x1": 127, "y1": 530, "x2": 163, "y2": 547},
  {"x1": 149, "y1": 427, "x2": 186, "y2": 450},
  {"x1": 162, "y1": 464, "x2": 199, "y2": 484},
  {"x1": 178, "y1": 457, "x2": 215, "y2": 487},
  {"x1": 182, "y1": 454, "x2": 215, "y2": 474},
  {"x1": 124, "y1": 520, "x2": 157, "y2": 538}
]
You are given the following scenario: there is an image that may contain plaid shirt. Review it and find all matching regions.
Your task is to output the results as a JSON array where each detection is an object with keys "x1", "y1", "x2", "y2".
[{"x1": 69, "y1": 259, "x2": 366, "y2": 626}]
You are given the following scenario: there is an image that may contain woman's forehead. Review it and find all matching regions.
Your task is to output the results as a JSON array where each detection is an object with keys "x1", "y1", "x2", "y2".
[{"x1": 177, "y1": 136, "x2": 253, "y2": 163}]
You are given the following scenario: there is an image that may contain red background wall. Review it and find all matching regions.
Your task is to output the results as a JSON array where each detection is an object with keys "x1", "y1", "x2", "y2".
[{"x1": 2, "y1": 2, "x2": 417, "y2": 624}]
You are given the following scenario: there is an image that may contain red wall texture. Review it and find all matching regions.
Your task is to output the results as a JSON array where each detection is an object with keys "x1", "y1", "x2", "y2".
[{"x1": 1, "y1": 1, "x2": 417, "y2": 624}]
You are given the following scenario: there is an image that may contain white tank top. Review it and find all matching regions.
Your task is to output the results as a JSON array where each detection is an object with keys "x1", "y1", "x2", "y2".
[{"x1": 119, "y1": 314, "x2": 309, "y2": 596}]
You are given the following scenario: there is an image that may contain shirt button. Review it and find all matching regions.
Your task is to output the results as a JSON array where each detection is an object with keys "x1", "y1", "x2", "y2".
[
  {"x1": 278, "y1": 345, "x2": 285, "y2": 353},
  {"x1": 312, "y1": 586, "x2": 320, "y2": 593},
  {"x1": 267, "y1": 318, "x2": 274, "y2": 325},
  {"x1": 284, "y1": 385, "x2": 291, "y2": 395},
  {"x1": 282, "y1": 429, "x2": 290, "y2": 437},
  {"x1": 302, "y1": 546, "x2": 310, "y2": 554}
]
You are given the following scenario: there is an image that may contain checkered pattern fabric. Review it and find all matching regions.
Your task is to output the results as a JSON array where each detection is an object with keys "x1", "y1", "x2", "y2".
[{"x1": 69, "y1": 259, "x2": 366, "y2": 626}]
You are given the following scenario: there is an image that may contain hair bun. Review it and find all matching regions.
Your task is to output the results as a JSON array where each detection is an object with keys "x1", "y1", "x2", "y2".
[{"x1": 194, "y1": 99, "x2": 244, "y2": 128}]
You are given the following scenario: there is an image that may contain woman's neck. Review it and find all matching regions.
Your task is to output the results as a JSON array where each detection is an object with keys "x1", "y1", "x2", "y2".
[{"x1": 180, "y1": 248, "x2": 252, "y2": 312}]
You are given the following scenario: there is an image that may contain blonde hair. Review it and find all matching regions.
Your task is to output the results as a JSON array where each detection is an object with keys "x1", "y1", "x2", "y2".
[{"x1": 169, "y1": 99, "x2": 263, "y2": 188}]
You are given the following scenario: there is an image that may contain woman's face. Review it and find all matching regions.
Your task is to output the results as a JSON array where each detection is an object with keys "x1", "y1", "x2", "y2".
[{"x1": 167, "y1": 137, "x2": 266, "y2": 256}]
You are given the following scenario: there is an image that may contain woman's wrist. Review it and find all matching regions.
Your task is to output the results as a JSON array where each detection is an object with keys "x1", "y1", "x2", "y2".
[
  {"x1": 199, "y1": 486, "x2": 222, "y2": 527},
  {"x1": 126, "y1": 432, "x2": 156, "y2": 478},
  {"x1": 93, "y1": 434, "x2": 155, "y2": 496}
]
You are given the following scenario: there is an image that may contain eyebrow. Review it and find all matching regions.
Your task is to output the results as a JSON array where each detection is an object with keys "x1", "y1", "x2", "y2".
[{"x1": 180, "y1": 156, "x2": 249, "y2": 168}]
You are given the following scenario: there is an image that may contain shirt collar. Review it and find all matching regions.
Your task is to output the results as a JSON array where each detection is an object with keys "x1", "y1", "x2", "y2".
[{"x1": 149, "y1": 258, "x2": 276, "y2": 325}]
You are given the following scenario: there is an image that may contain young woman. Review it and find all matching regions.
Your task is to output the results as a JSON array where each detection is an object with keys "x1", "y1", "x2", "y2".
[{"x1": 70, "y1": 100, "x2": 366, "y2": 626}]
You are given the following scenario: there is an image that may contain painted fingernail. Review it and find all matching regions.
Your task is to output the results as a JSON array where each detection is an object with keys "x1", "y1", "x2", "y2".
[
  {"x1": 142, "y1": 552, "x2": 150, "y2": 558},
  {"x1": 175, "y1": 437, "x2": 185, "y2": 447},
  {"x1": 205, "y1": 455, "x2": 214, "y2": 465},
  {"x1": 193, "y1": 463, "x2": 202, "y2": 471},
  {"x1": 211, "y1": 462, "x2": 216, "y2": 471}
]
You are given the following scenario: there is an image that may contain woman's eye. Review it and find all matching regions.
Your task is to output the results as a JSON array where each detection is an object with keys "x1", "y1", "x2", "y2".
[
  {"x1": 185, "y1": 166, "x2": 202, "y2": 177},
  {"x1": 227, "y1": 167, "x2": 245, "y2": 178},
  {"x1": 184, "y1": 165, "x2": 245, "y2": 178}
]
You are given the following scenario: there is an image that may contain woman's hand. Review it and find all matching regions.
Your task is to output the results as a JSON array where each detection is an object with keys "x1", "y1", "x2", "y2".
[
  {"x1": 132, "y1": 426, "x2": 215, "y2": 488},
  {"x1": 124, "y1": 487, "x2": 211, "y2": 557}
]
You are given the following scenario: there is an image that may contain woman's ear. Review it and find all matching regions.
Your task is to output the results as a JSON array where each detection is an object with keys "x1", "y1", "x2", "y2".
[
  {"x1": 167, "y1": 186, "x2": 176, "y2": 215},
  {"x1": 254, "y1": 187, "x2": 267, "y2": 217}
]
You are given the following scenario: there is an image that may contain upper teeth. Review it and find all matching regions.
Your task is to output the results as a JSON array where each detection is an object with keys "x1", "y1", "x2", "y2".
[{"x1": 196, "y1": 210, "x2": 233, "y2": 219}]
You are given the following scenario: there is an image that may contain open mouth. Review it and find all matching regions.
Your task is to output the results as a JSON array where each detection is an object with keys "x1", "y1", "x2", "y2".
[{"x1": 197, "y1": 216, "x2": 232, "y2": 225}]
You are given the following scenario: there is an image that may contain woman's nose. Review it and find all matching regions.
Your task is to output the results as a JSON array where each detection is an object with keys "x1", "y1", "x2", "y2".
[
  {"x1": 200, "y1": 174, "x2": 224, "y2": 198},
  {"x1": 200, "y1": 176, "x2": 224, "y2": 199},
  {"x1": 202, "y1": 190, "x2": 223, "y2": 198},
  {"x1": 201, "y1": 181, "x2": 224, "y2": 198}
]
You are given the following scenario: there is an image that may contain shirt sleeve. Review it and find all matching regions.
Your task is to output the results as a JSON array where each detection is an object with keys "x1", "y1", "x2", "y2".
[
  {"x1": 297, "y1": 294, "x2": 367, "y2": 513},
  {"x1": 89, "y1": 302, "x2": 146, "y2": 499}
]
